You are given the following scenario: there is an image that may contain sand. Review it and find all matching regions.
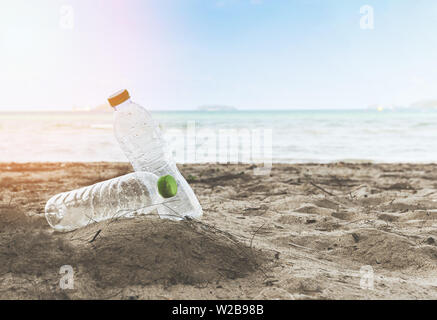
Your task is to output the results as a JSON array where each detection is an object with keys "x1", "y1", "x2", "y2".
[{"x1": 1, "y1": 162, "x2": 437, "y2": 299}]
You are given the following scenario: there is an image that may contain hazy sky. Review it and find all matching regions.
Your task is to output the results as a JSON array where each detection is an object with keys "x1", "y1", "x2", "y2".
[{"x1": 1, "y1": 0, "x2": 437, "y2": 110}]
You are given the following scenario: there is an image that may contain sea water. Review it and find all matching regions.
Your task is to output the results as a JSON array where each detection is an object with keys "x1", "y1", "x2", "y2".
[{"x1": 1, "y1": 109, "x2": 437, "y2": 163}]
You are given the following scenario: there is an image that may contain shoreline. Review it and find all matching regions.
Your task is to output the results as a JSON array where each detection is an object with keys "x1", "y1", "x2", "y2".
[{"x1": 2, "y1": 160, "x2": 437, "y2": 165}]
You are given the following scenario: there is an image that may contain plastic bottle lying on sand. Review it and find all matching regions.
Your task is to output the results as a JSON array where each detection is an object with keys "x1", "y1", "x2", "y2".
[
  {"x1": 45, "y1": 172, "x2": 172, "y2": 232},
  {"x1": 108, "y1": 89, "x2": 203, "y2": 220}
]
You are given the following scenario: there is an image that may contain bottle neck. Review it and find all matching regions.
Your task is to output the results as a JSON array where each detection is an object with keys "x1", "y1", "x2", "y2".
[{"x1": 114, "y1": 98, "x2": 132, "y2": 111}]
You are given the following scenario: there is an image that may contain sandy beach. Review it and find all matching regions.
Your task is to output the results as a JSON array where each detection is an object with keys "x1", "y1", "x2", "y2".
[{"x1": 1, "y1": 162, "x2": 437, "y2": 299}]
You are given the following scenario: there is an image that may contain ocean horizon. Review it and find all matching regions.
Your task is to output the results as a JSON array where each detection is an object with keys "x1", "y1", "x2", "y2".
[{"x1": 2, "y1": 109, "x2": 437, "y2": 163}]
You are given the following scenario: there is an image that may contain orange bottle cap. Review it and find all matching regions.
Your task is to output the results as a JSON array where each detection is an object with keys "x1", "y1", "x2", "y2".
[{"x1": 108, "y1": 89, "x2": 130, "y2": 107}]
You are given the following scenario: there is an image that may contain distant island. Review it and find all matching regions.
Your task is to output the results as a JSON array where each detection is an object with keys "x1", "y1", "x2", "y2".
[
  {"x1": 196, "y1": 105, "x2": 237, "y2": 112},
  {"x1": 409, "y1": 100, "x2": 437, "y2": 109},
  {"x1": 71, "y1": 104, "x2": 237, "y2": 112},
  {"x1": 367, "y1": 99, "x2": 437, "y2": 112},
  {"x1": 72, "y1": 103, "x2": 111, "y2": 112},
  {"x1": 91, "y1": 103, "x2": 112, "y2": 112}
]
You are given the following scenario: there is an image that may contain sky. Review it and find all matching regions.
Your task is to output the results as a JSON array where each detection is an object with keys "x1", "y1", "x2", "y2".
[{"x1": 0, "y1": 0, "x2": 437, "y2": 110}]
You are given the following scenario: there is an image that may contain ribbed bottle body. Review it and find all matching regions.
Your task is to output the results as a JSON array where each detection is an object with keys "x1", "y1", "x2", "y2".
[{"x1": 45, "y1": 172, "x2": 162, "y2": 232}]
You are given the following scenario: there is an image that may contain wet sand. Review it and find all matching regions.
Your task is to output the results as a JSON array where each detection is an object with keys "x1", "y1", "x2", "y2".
[{"x1": 1, "y1": 162, "x2": 437, "y2": 299}]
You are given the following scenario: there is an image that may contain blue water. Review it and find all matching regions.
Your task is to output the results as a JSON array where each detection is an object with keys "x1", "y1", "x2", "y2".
[{"x1": 1, "y1": 109, "x2": 437, "y2": 163}]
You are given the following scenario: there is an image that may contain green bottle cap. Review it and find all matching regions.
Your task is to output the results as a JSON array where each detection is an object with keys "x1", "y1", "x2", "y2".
[{"x1": 157, "y1": 175, "x2": 178, "y2": 198}]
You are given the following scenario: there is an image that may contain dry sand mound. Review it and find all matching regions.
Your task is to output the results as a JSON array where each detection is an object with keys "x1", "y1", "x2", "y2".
[
  {"x1": 66, "y1": 217, "x2": 267, "y2": 289},
  {"x1": 0, "y1": 213, "x2": 268, "y2": 298}
]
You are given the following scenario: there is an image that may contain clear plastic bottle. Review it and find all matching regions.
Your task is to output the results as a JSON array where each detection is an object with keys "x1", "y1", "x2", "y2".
[
  {"x1": 108, "y1": 89, "x2": 203, "y2": 220},
  {"x1": 45, "y1": 172, "x2": 167, "y2": 232}
]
